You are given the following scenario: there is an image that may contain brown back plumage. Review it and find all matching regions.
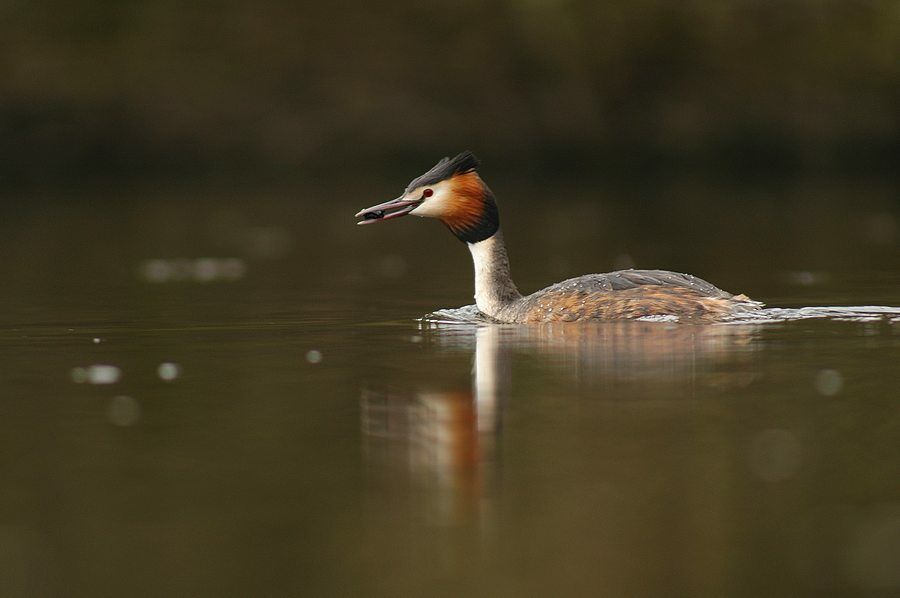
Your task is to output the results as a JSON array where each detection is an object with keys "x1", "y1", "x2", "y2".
[{"x1": 498, "y1": 270, "x2": 762, "y2": 322}]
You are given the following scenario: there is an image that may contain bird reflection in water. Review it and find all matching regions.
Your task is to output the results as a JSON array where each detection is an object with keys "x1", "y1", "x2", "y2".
[
  {"x1": 361, "y1": 326, "x2": 505, "y2": 526},
  {"x1": 360, "y1": 321, "x2": 760, "y2": 526},
  {"x1": 499, "y1": 321, "x2": 760, "y2": 390}
]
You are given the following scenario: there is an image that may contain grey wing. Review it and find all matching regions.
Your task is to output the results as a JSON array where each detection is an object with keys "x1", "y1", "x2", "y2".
[{"x1": 543, "y1": 269, "x2": 734, "y2": 298}]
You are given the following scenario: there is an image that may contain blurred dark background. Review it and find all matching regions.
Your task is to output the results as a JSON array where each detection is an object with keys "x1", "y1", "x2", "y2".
[
  {"x1": 2, "y1": 0, "x2": 899, "y2": 189},
  {"x1": 1, "y1": 5, "x2": 899, "y2": 596}
]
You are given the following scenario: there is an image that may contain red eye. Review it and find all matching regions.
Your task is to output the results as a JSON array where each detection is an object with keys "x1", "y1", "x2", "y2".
[{"x1": 423, "y1": 188, "x2": 433, "y2": 198}]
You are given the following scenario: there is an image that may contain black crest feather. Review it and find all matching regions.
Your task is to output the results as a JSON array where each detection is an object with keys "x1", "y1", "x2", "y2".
[{"x1": 405, "y1": 151, "x2": 480, "y2": 192}]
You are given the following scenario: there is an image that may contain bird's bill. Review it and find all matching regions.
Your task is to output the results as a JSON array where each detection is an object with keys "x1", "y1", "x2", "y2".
[{"x1": 354, "y1": 197, "x2": 421, "y2": 225}]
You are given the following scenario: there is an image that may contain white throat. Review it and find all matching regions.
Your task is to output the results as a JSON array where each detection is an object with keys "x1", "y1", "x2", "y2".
[{"x1": 466, "y1": 231, "x2": 521, "y2": 319}]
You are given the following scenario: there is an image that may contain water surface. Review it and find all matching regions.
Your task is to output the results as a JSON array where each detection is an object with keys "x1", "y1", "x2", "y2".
[{"x1": 0, "y1": 181, "x2": 898, "y2": 596}]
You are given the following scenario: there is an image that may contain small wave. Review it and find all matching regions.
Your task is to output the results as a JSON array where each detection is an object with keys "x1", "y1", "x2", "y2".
[
  {"x1": 728, "y1": 305, "x2": 900, "y2": 324},
  {"x1": 422, "y1": 304, "x2": 900, "y2": 326},
  {"x1": 422, "y1": 305, "x2": 496, "y2": 325},
  {"x1": 635, "y1": 314, "x2": 681, "y2": 323}
]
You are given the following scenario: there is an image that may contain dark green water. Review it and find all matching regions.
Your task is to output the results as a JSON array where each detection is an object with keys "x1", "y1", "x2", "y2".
[{"x1": 0, "y1": 180, "x2": 898, "y2": 596}]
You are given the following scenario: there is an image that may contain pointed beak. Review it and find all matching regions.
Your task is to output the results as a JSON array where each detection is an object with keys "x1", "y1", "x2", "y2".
[{"x1": 354, "y1": 196, "x2": 421, "y2": 225}]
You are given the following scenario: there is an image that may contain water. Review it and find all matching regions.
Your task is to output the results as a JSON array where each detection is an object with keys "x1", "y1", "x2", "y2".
[{"x1": 0, "y1": 181, "x2": 898, "y2": 596}]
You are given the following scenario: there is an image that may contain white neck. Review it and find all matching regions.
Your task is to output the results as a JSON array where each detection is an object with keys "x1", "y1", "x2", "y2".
[{"x1": 466, "y1": 231, "x2": 522, "y2": 319}]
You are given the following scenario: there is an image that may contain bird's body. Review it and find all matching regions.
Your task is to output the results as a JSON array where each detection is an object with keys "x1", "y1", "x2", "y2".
[
  {"x1": 512, "y1": 274, "x2": 757, "y2": 322},
  {"x1": 465, "y1": 231, "x2": 760, "y2": 322},
  {"x1": 356, "y1": 152, "x2": 761, "y2": 323}
]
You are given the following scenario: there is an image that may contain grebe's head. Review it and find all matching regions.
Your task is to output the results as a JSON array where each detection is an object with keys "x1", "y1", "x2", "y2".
[{"x1": 355, "y1": 151, "x2": 499, "y2": 243}]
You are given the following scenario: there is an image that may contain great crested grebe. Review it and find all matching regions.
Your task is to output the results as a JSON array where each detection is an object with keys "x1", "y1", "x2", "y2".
[{"x1": 355, "y1": 151, "x2": 762, "y2": 322}]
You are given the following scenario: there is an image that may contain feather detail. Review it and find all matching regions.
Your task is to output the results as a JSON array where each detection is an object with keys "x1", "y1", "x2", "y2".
[
  {"x1": 405, "y1": 151, "x2": 480, "y2": 192},
  {"x1": 441, "y1": 172, "x2": 485, "y2": 233}
]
